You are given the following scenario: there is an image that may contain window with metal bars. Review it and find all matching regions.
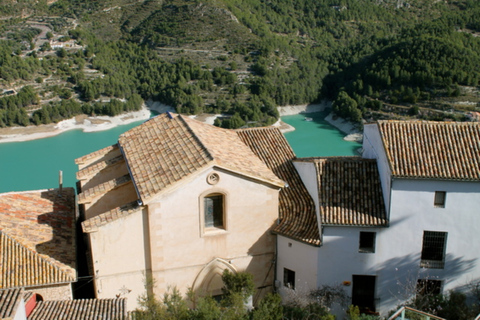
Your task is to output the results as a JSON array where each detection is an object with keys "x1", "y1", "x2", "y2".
[{"x1": 420, "y1": 231, "x2": 447, "y2": 269}]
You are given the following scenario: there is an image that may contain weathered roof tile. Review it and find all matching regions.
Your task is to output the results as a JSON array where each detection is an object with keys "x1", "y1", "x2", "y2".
[
  {"x1": 312, "y1": 157, "x2": 387, "y2": 226},
  {"x1": 0, "y1": 189, "x2": 77, "y2": 289},
  {"x1": 0, "y1": 288, "x2": 23, "y2": 318},
  {"x1": 118, "y1": 113, "x2": 283, "y2": 203},
  {"x1": 377, "y1": 121, "x2": 480, "y2": 180},
  {"x1": 28, "y1": 298, "x2": 127, "y2": 320},
  {"x1": 237, "y1": 127, "x2": 320, "y2": 246}
]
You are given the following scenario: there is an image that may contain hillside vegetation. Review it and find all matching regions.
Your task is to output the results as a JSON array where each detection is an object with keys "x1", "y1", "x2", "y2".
[{"x1": 1, "y1": 0, "x2": 480, "y2": 128}]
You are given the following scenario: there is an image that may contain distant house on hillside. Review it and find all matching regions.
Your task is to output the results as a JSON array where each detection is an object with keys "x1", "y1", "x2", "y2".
[
  {"x1": 49, "y1": 39, "x2": 76, "y2": 49},
  {"x1": 0, "y1": 188, "x2": 77, "y2": 301},
  {"x1": 75, "y1": 113, "x2": 297, "y2": 311},
  {"x1": 1, "y1": 89, "x2": 16, "y2": 96},
  {"x1": 279, "y1": 120, "x2": 480, "y2": 317}
]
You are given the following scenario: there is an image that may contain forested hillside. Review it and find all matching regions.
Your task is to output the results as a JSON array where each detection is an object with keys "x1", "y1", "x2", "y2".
[{"x1": 1, "y1": 0, "x2": 480, "y2": 128}]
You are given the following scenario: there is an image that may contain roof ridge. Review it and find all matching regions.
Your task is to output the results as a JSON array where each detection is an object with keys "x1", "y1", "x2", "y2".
[
  {"x1": 0, "y1": 232, "x2": 75, "y2": 288},
  {"x1": 178, "y1": 115, "x2": 215, "y2": 162}
]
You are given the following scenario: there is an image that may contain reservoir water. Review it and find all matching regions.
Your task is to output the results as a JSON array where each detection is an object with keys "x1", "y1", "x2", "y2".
[{"x1": 0, "y1": 111, "x2": 360, "y2": 193}]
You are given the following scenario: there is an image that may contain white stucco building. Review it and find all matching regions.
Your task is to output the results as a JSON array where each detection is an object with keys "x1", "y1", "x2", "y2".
[{"x1": 276, "y1": 120, "x2": 480, "y2": 317}]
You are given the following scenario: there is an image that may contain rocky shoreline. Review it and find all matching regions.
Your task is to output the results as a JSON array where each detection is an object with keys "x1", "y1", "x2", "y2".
[{"x1": 0, "y1": 100, "x2": 362, "y2": 143}]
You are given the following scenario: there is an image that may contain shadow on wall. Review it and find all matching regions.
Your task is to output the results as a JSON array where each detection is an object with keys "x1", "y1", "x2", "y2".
[
  {"x1": 246, "y1": 224, "x2": 277, "y2": 305},
  {"x1": 371, "y1": 252, "x2": 477, "y2": 311}
]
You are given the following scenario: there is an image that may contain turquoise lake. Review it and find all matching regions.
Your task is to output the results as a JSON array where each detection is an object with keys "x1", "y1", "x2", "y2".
[{"x1": 0, "y1": 111, "x2": 360, "y2": 193}]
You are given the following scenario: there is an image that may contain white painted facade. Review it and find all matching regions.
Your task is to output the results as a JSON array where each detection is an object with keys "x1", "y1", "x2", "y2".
[
  {"x1": 13, "y1": 299, "x2": 27, "y2": 320},
  {"x1": 276, "y1": 125, "x2": 480, "y2": 318}
]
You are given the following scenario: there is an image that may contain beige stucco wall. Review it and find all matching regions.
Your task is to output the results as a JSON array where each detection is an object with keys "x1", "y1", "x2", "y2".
[
  {"x1": 26, "y1": 283, "x2": 72, "y2": 301},
  {"x1": 147, "y1": 167, "x2": 279, "y2": 306},
  {"x1": 87, "y1": 166, "x2": 280, "y2": 311},
  {"x1": 84, "y1": 182, "x2": 138, "y2": 220},
  {"x1": 89, "y1": 207, "x2": 150, "y2": 311}
]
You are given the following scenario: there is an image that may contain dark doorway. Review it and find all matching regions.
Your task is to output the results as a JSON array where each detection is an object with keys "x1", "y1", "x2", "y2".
[{"x1": 352, "y1": 275, "x2": 376, "y2": 313}]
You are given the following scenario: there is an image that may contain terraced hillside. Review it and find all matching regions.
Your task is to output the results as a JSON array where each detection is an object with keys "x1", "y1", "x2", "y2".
[{"x1": 1, "y1": 0, "x2": 480, "y2": 128}]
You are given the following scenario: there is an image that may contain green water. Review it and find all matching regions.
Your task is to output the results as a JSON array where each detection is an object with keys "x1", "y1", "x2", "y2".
[
  {"x1": 0, "y1": 121, "x2": 145, "y2": 193},
  {"x1": 282, "y1": 111, "x2": 361, "y2": 158},
  {"x1": 0, "y1": 111, "x2": 360, "y2": 193}
]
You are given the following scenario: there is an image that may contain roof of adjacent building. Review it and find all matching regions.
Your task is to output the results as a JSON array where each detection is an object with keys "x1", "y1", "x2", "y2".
[
  {"x1": 118, "y1": 113, "x2": 284, "y2": 203},
  {"x1": 28, "y1": 298, "x2": 127, "y2": 320},
  {"x1": 82, "y1": 201, "x2": 140, "y2": 233},
  {"x1": 377, "y1": 120, "x2": 480, "y2": 181},
  {"x1": 237, "y1": 127, "x2": 320, "y2": 246},
  {"x1": 0, "y1": 288, "x2": 23, "y2": 319},
  {"x1": 0, "y1": 189, "x2": 76, "y2": 289},
  {"x1": 309, "y1": 157, "x2": 387, "y2": 226}
]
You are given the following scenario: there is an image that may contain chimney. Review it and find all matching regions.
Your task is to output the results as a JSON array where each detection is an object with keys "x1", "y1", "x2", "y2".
[{"x1": 59, "y1": 170, "x2": 63, "y2": 192}]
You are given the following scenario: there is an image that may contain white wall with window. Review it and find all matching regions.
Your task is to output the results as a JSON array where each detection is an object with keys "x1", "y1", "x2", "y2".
[
  {"x1": 283, "y1": 178, "x2": 480, "y2": 317},
  {"x1": 371, "y1": 178, "x2": 480, "y2": 313},
  {"x1": 276, "y1": 236, "x2": 318, "y2": 294}
]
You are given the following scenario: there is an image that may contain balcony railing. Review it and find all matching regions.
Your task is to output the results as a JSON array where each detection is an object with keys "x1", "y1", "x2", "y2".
[{"x1": 388, "y1": 306, "x2": 446, "y2": 320}]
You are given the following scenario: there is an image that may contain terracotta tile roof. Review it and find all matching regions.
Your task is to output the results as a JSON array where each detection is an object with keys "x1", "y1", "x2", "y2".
[
  {"x1": 75, "y1": 144, "x2": 119, "y2": 168},
  {"x1": 118, "y1": 113, "x2": 283, "y2": 203},
  {"x1": 82, "y1": 201, "x2": 141, "y2": 233},
  {"x1": 0, "y1": 288, "x2": 23, "y2": 318},
  {"x1": 0, "y1": 233, "x2": 74, "y2": 289},
  {"x1": 377, "y1": 121, "x2": 480, "y2": 180},
  {"x1": 236, "y1": 127, "x2": 320, "y2": 246},
  {"x1": 0, "y1": 189, "x2": 76, "y2": 289},
  {"x1": 28, "y1": 298, "x2": 127, "y2": 320},
  {"x1": 77, "y1": 175, "x2": 132, "y2": 204},
  {"x1": 312, "y1": 157, "x2": 387, "y2": 226},
  {"x1": 76, "y1": 154, "x2": 124, "y2": 180}
]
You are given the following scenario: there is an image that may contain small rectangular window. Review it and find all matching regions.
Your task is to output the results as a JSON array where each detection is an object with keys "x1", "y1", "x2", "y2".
[
  {"x1": 434, "y1": 191, "x2": 446, "y2": 208},
  {"x1": 284, "y1": 268, "x2": 295, "y2": 289},
  {"x1": 359, "y1": 232, "x2": 376, "y2": 253},
  {"x1": 204, "y1": 194, "x2": 224, "y2": 228},
  {"x1": 421, "y1": 231, "x2": 447, "y2": 269}
]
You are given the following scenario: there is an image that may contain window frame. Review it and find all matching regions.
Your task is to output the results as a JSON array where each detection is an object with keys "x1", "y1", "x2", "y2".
[
  {"x1": 359, "y1": 231, "x2": 376, "y2": 253},
  {"x1": 434, "y1": 191, "x2": 446, "y2": 208},
  {"x1": 420, "y1": 231, "x2": 447, "y2": 269},
  {"x1": 283, "y1": 268, "x2": 295, "y2": 290},
  {"x1": 200, "y1": 190, "x2": 228, "y2": 235},
  {"x1": 204, "y1": 193, "x2": 224, "y2": 229}
]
